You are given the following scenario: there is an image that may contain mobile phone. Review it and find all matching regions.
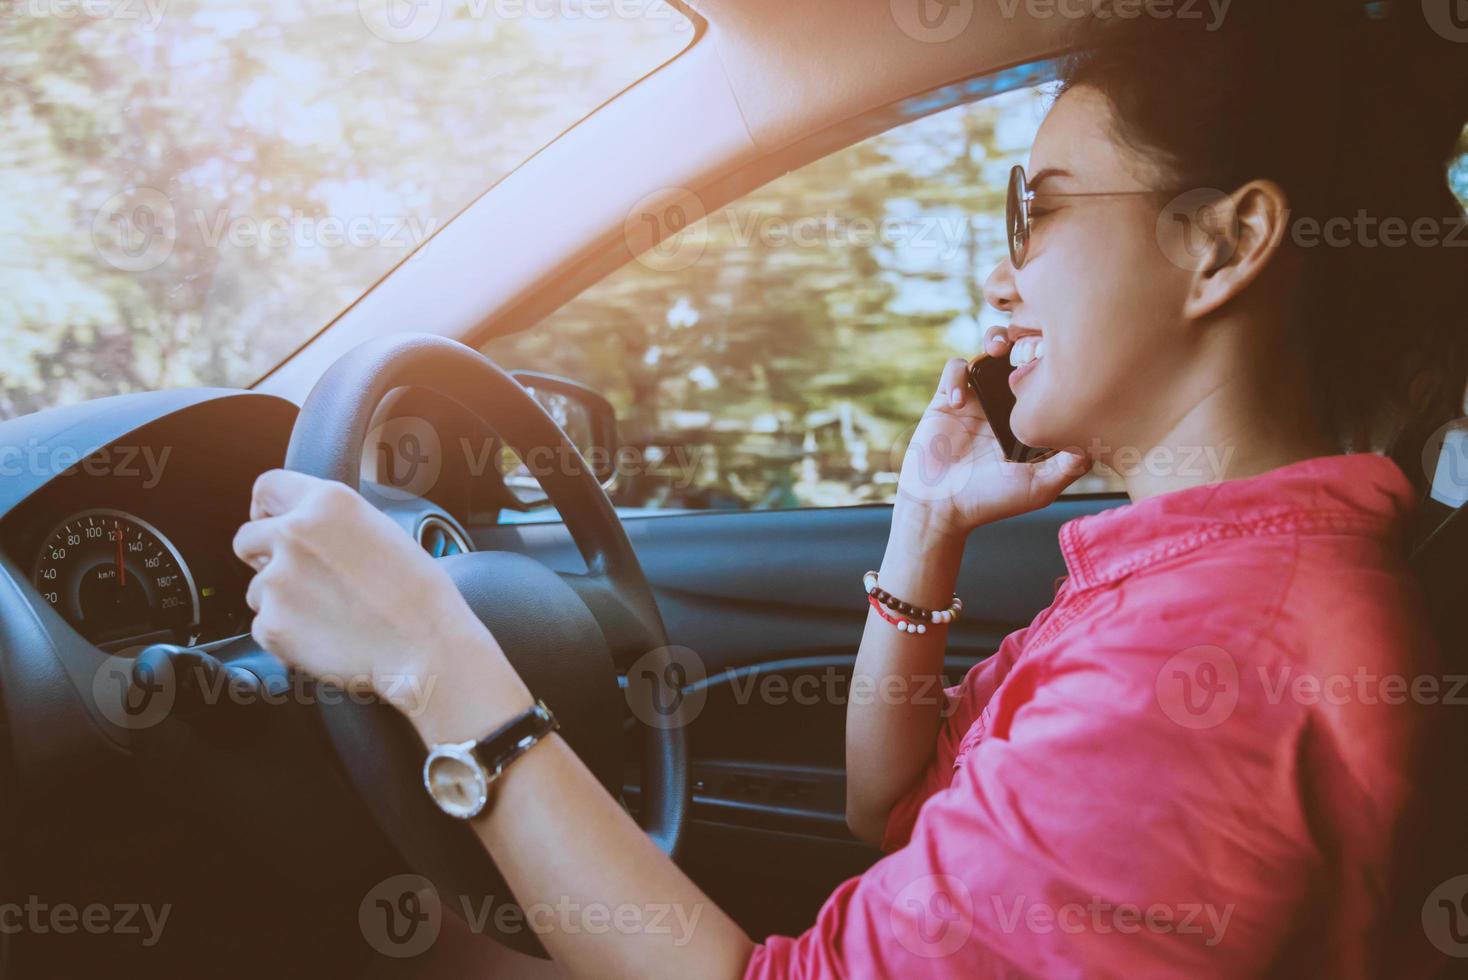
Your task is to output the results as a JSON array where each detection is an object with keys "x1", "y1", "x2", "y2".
[{"x1": 966, "y1": 354, "x2": 1056, "y2": 464}]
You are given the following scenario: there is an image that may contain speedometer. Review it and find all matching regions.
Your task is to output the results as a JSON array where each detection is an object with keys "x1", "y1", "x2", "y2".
[{"x1": 32, "y1": 509, "x2": 200, "y2": 649}]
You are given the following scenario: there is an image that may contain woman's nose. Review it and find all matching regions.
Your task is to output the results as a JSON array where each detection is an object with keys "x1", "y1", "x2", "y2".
[{"x1": 983, "y1": 259, "x2": 1018, "y2": 312}]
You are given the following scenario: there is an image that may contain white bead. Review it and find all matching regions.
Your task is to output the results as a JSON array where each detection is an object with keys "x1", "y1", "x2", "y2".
[{"x1": 916, "y1": 623, "x2": 927, "y2": 634}]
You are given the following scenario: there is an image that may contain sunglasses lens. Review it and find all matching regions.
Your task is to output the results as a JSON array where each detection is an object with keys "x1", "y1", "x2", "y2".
[{"x1": 1007, "y1": 166, "x2": 1027, "y2": 268}]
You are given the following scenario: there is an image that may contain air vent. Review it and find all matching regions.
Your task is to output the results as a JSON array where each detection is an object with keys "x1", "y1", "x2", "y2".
[{"x1": 417, "y1": 515, "x2": 473, "y2": 558}]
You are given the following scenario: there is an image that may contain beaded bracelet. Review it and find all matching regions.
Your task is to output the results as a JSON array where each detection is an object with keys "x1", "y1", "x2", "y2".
[
  {"x1": 862, "y1": 570, "x2": 962, "y2": 627},
  {"x1": 869, "y1": 594, "x2": 932, "y2": 634}
]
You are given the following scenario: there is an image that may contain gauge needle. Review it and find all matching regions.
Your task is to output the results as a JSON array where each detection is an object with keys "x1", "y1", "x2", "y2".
[{"x1": 116, "y1": 527, "x2": 125, "y2": 587}]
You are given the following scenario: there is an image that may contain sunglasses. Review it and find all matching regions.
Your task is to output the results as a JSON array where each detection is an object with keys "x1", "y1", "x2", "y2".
[{"x1": 1005, "y1": 165, "x2": 1180, "y2": 269}]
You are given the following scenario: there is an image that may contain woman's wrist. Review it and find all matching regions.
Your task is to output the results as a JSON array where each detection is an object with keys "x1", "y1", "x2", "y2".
[
  {"x1": 881, "y1": 503, "x2": 969, "y2": 610},
  {"x1": 888, "y1": 502, "x2": 971, "y2": 553},
  {"x1": 400, "y1": 625, "x2": 536, "y2": 747}
]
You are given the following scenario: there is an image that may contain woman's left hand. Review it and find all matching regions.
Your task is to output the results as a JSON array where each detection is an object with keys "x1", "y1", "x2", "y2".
[{"x1": 231, "y1": 469, "x2": 528, "y2": 737}]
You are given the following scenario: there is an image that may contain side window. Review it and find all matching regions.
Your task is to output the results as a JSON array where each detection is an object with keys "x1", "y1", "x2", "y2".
[
  {"x1": 483, "y1": 103, "x2": 1468, "y2": 519},
  {"x1": 483, "y1": 82, "x2": 1100, "y2": 517}
]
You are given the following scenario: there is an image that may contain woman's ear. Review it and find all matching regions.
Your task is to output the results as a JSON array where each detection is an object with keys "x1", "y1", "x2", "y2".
[{"x1": 1182, "y1": 179, "x2": 1291, "y2": 321}]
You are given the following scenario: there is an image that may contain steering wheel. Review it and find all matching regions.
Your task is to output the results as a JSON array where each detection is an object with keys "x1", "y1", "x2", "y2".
[{"x1": 277, "y1": 332, "x2": 688, "y2": 956}]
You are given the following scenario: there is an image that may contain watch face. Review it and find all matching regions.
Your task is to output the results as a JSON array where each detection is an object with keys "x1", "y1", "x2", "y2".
[{"x1": 423, "y1": 743, "x2": 489, "y2": 819}]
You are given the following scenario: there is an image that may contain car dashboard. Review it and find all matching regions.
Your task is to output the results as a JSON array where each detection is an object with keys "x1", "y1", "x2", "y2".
[{"x1": 0, "y1": 391, "x2": 298, "y2": 654}]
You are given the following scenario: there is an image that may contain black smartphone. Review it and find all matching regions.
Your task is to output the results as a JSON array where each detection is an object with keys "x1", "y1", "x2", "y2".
[{"x1": 966, "y1": 354, "x2": 1056, "y2": 464}]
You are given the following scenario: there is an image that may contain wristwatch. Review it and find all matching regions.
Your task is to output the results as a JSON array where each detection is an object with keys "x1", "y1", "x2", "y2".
[{"x1": 422, "y1": 698, "x2": 560, "y2": 819}]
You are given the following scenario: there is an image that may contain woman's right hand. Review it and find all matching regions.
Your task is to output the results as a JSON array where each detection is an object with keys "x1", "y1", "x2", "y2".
[{"x1": 893, "y1": 327, "x2": 1094, "y2": 541}]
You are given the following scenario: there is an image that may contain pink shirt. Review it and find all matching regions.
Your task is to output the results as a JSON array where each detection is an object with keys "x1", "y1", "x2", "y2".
[{"x1": 744, "y1": 453, "x2": 1449, "y2": 979}]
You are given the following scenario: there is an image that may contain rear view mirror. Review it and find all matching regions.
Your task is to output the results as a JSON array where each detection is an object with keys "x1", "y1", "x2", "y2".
[{"x1": 496, "y1": 372, "x2": 618, "y2": 510}]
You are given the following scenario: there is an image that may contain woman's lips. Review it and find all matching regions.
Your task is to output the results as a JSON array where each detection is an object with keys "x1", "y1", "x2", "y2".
[{"x1": 1009, "y1": 355, "x2": 1041, "y2": 394}]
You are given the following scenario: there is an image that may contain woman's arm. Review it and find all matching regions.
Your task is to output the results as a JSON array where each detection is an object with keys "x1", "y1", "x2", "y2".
[
  {"x1": 412, "y1": 648, "x2": 755, "y2": 980},
  {"x1": 233, "y1": 471, "x2": 754, "y2": 980},
  {"x1": 842, "y1": 344, "x2": 1092, "y2": 844},
  {"x1": 843, "y1": 504, "x2": 966, "y2": 844}
]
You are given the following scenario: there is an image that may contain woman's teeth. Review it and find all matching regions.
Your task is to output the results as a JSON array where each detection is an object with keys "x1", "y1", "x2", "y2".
[{"x1": 1009, "y1": 336, "x2": 1046, "y2": 369}]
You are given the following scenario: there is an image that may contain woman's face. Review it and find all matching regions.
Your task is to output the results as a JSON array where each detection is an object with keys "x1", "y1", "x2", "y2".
[{"x1": 983, "y1": 85, "x2": 1202, "y2": 459}]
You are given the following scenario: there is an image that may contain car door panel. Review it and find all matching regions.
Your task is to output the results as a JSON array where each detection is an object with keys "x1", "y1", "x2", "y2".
[{"x1": 471, "y1": 495, "x2": 1125, "y2": 938}]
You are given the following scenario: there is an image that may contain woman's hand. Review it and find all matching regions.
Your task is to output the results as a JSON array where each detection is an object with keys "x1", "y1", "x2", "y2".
[
  {"x1": 894, "y1": 327, "x2": 1094, "y2": 539},
  {"x1": 233, "y1": 470, "x2": 754, "y2": 979},
  {"x1": 231, "y1": 469, "x2": 530, "y2": 740}
]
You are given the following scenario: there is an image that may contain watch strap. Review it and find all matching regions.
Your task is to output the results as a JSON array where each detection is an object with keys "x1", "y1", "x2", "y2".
[{"x1": 471, "y1": 698, "x2": 559, "y2": 781}]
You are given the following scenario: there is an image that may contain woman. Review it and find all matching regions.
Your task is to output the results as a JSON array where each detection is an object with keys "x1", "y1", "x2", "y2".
[{"x1": 231, "y1": 2, "x2": 1468, "y2": 976}]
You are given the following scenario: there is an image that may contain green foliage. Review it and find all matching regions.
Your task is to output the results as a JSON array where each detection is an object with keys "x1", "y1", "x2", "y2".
[
  {"x1": 485, "y1": 87, "x2": 1060, "y2": 509},
  {"x1": 1, "y1": 0, "x2": 688, "y2": 418}
]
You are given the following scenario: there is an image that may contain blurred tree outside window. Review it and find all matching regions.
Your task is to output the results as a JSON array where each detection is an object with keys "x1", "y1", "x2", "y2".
[
  {"x1": 486, "y1": 83, "x2": 1111, "y2": 517},
  {"x1": 1, "y1": 0, "x2": 691, "y2": 419}
]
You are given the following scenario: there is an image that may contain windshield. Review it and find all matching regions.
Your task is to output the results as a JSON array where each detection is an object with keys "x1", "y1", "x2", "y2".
[{"x1": 0, "y1": 0, "x2": 691, "y2": 419}]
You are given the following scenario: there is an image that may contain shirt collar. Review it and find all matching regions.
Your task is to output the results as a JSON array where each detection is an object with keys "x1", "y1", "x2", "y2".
[{"x1": 1058, "y1": 453, "x2": 1420, "y2": 592}]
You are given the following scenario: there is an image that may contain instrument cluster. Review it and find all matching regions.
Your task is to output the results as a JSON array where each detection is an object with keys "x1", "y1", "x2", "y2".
[
  {"x1": 0, "y1": 394, "x2": 298, "y2": 655},
  {"x1": 32, "y1": 508, "x2": 205, "y2": 651}
]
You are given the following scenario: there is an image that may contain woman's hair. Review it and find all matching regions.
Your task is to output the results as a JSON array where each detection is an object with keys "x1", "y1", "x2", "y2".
[{"x1": 1058, "y1": 0, "x2": 1468, "y2": 471}]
